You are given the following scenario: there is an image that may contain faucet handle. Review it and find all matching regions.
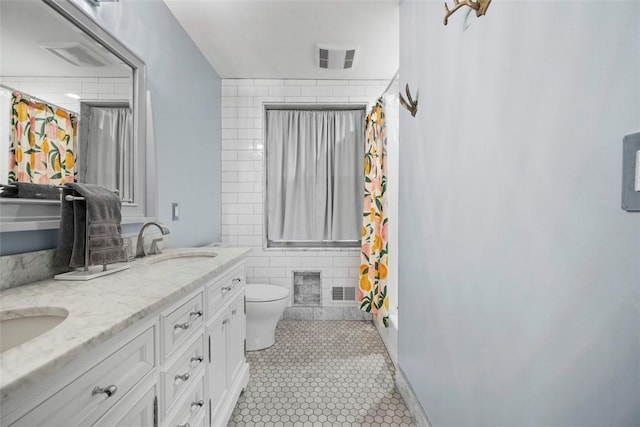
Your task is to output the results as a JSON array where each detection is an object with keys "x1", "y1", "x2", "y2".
[
  {"x1": 121, "y1": 243, "x2": 134, "y2": 262},
  {"x1": 149, "y1": 237, "x2": 163, "y2": 255}
]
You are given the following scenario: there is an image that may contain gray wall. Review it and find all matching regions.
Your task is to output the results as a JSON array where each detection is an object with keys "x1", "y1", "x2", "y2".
[
  {"x1": 0, "y1": 0, "x2": 222, "y2": 254},
  {"x1": 398, "y1": 1, "x2": 640, "y2": 426}
]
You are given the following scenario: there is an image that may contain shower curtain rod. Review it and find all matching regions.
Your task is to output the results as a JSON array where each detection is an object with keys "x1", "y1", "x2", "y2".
[
  {"x1": 380, "y1": 70, "x2": 400, "y2": 98},
  {"x1": 0, "y1": 84, "x2": 76, "y2": 115}
]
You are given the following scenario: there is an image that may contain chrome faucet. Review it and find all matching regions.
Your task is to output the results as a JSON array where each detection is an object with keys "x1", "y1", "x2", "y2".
[{"x1": 136, "y1": 221, "x2": 171, "y2": 257}]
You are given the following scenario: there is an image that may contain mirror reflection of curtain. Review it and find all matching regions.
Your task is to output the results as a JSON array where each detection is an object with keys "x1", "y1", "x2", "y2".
[
  {"x1": 9, "y1": 91, "x2": 78, "y2": 185},
  {"x1": 0, "y1": 88, "x2": 11, "y2": 183},
  {"x1": 85, "y1": 107, "x2": 133, "y2": 202}
]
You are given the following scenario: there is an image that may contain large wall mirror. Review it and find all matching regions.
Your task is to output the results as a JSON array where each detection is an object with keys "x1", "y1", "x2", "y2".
[{"x1": 0, "y1": 0, "x2": 152, "y2": 232}]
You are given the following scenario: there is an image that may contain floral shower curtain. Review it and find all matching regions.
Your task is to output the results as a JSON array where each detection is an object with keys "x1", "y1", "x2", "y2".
[
  {"x1": 9, "y1": 91, "x2": 77, "y2": 185},
  {"x1": 359, "y1": 98, "x2": 390, "y2": 327}
]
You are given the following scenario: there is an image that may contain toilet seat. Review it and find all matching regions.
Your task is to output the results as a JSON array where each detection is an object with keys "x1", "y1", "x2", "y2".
[{"x1": 245, "y1": 284, "x2": 289, "y2": 302}]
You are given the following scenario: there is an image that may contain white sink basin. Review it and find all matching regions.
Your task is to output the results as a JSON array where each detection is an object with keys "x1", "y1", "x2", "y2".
[
  {"x1": 144, "y1": 250, "x2": 217, "y2": 265},
  {"x1": 0, "y1": 307, "x2": 68, "y2": 353}
]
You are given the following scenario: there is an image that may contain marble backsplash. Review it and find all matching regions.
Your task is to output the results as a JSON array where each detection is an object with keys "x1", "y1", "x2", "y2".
[
  {"x1": 0, "y1": 235, "x2": 160, "y2": 291},
  {"x1": 0, "y1": 249, "x2": 67, "y2": 291}
]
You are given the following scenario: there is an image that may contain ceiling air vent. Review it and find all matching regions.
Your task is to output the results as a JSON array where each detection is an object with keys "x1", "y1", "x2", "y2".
[
  {"x1": 316, "y1": 44, "x2": 357, "y2": 70},
  {"x1": 39, "y1": 42, "x2": 112, "y2": 67}
]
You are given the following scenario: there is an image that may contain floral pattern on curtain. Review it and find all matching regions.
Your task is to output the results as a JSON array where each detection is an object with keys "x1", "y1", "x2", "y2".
[
  {"x1": 359, "y1": 98, "x2": 390, "y2": 327},
  {"x1": 9, "y1": 91, "x2": 77, "y2": 185}
]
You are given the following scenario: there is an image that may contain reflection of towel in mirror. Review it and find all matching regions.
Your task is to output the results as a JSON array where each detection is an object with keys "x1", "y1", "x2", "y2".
[
  {"x1": 16, "y1": 183, "x2": 60, "y2": 200},
  {"x1": 56, "y1": 183, "x2": 124, "y2": 269}
]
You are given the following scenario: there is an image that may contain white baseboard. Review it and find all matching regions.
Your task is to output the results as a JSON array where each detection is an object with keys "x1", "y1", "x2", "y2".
[
  {"x1": 374, "y1": 315, "x2": 398, "y2": 366},
  {"x1": 396, "y1": 366, "x2": 432, "y2": 427},
  {"x1": 217, "y1": 362, "x2": 250, "y2": 427}
]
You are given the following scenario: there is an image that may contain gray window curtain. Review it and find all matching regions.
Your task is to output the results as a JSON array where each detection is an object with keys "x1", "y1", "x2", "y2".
[
  {"x1": 266, "y1": 108, "x2": 364, "y2": 245},
  {"x1": 84, "y1": 107, "x2": 133, "y2": 201}
]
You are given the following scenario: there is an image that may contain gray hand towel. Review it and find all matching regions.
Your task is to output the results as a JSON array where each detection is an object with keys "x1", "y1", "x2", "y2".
[{"x1": 56, "y1": 183, "x2": 124, "y2": 269}]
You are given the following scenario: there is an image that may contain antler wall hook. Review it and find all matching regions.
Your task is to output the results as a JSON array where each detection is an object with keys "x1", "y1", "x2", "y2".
[
  {"x1": 443, "y1": 0, "x2": 491, "y2": 25},
  {"x1": 399, "y1": 84, "x2": 418, "y2": 117}
]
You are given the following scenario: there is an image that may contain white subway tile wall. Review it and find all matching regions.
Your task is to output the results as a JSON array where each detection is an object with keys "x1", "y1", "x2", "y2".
[
  {"x1": 221, "y1": 78, "x2": 388, "y2": 309},
  {"x1": 0, "y1": 76, "x2": 131, "y2": 113}
]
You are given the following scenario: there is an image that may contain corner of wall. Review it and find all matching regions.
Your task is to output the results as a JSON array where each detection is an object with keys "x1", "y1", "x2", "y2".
[{"x1": 395, "y1": 366, "x2": 432, "y2": 427}]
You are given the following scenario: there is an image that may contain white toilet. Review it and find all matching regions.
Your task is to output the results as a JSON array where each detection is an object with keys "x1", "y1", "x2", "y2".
[{"x1": 245, "y1": 284, "x2": 290, "y2": 351}]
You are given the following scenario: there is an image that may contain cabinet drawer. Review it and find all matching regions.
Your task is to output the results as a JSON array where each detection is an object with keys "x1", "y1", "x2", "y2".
[
  {"x1": 93, "y1": 383, "x2": 156, "y2": 427},
  {"x1": 192, "y1": 412, "x2": 206, "y2": 427},
  {"x1": 13, "y1": 327, "x2": 155, "y2": 427},
  {"x1": 165, "y1": 374, "x2": 206, "y2": 427},
  {"x1": 206, "y1": 265, "x2": 245, "y2": 319},
  {"x1": 162, "y1": 334, "x2": 205, "y2": 416},
  {"x1": 162, "y1": 293, "x2": 204, "y2": 359}
]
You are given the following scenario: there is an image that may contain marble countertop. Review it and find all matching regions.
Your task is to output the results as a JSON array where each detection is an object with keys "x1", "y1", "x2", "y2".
[{"x1": 0, "y1": 246, "x2": 251, "y2": 401}]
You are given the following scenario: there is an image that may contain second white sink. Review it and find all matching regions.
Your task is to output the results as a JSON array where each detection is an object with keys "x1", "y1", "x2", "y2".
[{"x1": 143, "y1": 250, "x2": 218, "y2": 265}]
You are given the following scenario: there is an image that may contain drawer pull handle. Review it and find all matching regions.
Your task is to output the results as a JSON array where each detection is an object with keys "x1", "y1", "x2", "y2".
[
  {"x1": 221, "y1": 286, "x2": 232, "y2": 293},
  {"x1": 175, "y1": 372, "x2": 190, "y2": 382},
  {"x1": 231, "y1": 309, "x2": 237, "y2": 315},
  {"x1": 92, "y1": 385, "x2": 117, "y2": 398},
  {"x1": 222, "y1": 318, "x2": 229, "y2": 325},
  {"x1": 189, "y1": 310, "x2": 202, "y2": 319},
  {"x1": 174, "y1": 321, "x2": 190, "y2": 330},
  {"x1": 190, "y1": 355, "x2": 204, "y2": 365},
  {"x1": 232, "y1": 277, "x2": 242, "y2": 284},
  {"x1": 177, "y1": 424, "x2": 190, "y2": 427},
  {"x1": 191, "y1": 400, "x2": 205, "y2": 410}
]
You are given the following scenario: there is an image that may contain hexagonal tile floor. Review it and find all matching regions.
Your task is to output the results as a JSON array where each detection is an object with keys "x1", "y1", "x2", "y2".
[{"x1": 228, "y1": 320, "x2": 415, "y2": 426}]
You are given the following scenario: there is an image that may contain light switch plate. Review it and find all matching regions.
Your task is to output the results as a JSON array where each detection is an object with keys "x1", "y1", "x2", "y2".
[
  {"x1": 171, "y1": 202, "x2": 180, "y2": 221},
  {"x1": 622, "y1": 132, "x2": 640, "y2": 212}
]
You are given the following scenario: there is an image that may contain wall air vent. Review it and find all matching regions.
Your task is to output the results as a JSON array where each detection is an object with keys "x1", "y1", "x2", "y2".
[
  {"x1": 39, "y1": 42, "x2": 112, "y2": 67},
  {"x1": 332, "y1": 287, "x2": 356, "y2": 301},
  {"x1": 316, "y1": 44, "x2": 357, "y2": 70}
]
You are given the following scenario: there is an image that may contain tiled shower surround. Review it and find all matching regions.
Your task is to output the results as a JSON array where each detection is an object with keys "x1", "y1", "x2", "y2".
[
  {"x1": 221, "y1": 78, "x2": 389, "y2": 317},
  {"x1": 0, "y1": 76, "x2": 131, "y2": 113}
]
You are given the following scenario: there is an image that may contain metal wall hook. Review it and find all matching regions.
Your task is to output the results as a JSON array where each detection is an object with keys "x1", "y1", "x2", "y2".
[{"x1": 399, "y1": 84, "x2": 418, "y2": 117}]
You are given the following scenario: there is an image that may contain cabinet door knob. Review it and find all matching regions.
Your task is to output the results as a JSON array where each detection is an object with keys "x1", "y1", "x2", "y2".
[
  {"x1": 92, "y1": 384, "x2": 117, "y2": 398},
  {"x1": 191, "y1": 400, "x2": 205, "y2": 410},
  {"x1": 221, "y1": 286, "x2": 232, "y2": 293},
  {"x1": 232, "y1": 277, "x2": 242, "y2": 284},
  {"x1": 174, "y1": 321, "x2": 190, "y2": 330},
  {"x1": 174, "y1": 372, "x2": 190, "y2": 382},
  {"x1": 231, "y1": 309, "x2": 237, "y2": 315},
  {"x1": 189, "y1": 310, "x2": 202, "y2": 319},
  {"x1": 190, "y1": 355, "x2": 204, "y2": 365},
  {"x1": 222, "y1": 318, "x2": 229, "y2": 325}
]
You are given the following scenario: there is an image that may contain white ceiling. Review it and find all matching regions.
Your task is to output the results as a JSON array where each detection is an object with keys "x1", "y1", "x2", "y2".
[{"x1": 163, "y1": 0, "x2": 399, "y2": 80}]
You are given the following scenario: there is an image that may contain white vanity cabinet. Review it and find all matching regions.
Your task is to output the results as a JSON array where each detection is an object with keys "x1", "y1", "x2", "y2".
[
  {"x1": 93, "y1": 382, "x2": 158, "y2": 427},
  {"x1": 1, "y1": 258, "x2": 249, "y2": 427},
  {"x1": 159, "y1": 292, "x2": 207, "y2": 427},
  {"x1": 207, "y1": 308, "x2": 229, "y2": 423},
  {"x1": 11, "y1": 326, "x2": 156, "y2": 427},
  {"x1": 227, "y1": 294, "x2": 246, "y2": 387},
  {"x1": 205, "y1": 266, "x2": 249, "y2": 427},
  {"x1": 161, "y1": 261, "x2": 248, "y2": 427}
]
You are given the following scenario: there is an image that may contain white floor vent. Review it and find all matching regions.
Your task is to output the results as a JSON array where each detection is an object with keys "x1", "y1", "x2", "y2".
[{"x1": 332, "y1": 287, "x2": 356, "y2": 301}]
